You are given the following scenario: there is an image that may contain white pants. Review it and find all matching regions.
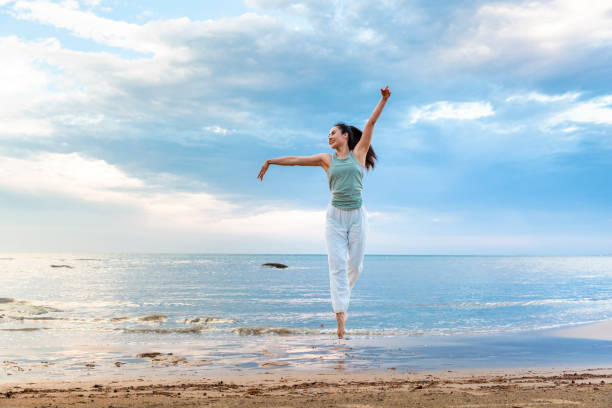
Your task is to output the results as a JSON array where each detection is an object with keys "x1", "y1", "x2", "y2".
[{"x1": 325, "y1": 203, "x2": 368, "y2": 313}]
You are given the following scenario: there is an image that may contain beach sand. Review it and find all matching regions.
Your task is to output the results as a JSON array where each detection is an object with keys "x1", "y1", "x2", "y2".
[
  {"x1": 547, "y1": 320, "x2": 612, "y2": 341},
  {"x1": 2, "y1": 368, "x2": 612, "y2": 407}
]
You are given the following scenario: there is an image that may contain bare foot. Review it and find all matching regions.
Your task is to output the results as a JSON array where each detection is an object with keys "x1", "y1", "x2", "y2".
[{"x1": 336, "y1": 312, "x2": 346, "y2": 339}]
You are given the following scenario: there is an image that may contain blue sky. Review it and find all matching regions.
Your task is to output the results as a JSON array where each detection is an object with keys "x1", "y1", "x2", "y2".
[{"x1": 0, "y1": 0, "x2": 611, "y2": 254}]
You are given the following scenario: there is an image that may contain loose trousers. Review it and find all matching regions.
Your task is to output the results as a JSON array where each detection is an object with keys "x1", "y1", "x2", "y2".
[{"x1": 325, "y1": 203, "x2": 368, "y2": 313}]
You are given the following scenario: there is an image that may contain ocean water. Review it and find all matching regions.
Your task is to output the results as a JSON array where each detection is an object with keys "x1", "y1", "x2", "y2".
[{"x1": 2, "y1": 254, "x2": 612, "y2": 381}]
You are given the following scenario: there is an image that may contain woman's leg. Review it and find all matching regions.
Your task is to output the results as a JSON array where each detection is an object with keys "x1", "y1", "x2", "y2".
[
  {"x1": 347, "y1": 206, "x2": 367, "y2": 289},
  {"x1": 325, "y1": 207, "x2": 350, "y2": 314},
  {"x1": 325, "y1": 206, "x2": 350, "y2": 338}
]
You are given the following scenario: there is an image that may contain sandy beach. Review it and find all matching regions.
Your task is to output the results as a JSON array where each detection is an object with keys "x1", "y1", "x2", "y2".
[
  {"x1": 547, "y1": 320, "x2": 612, "y2": 342},
  {"x1": 2, "y1": 368, "x2": 612, "y2": 407}
]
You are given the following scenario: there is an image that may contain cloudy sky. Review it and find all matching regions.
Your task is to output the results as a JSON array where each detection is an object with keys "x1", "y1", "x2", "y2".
[{"x1": 1, "y1": 0, "x2": 611, "y2": 254}]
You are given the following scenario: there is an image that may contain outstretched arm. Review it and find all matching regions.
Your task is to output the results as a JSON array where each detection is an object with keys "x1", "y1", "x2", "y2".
[
  {"x1": 257, "y1": 153, "x2": 329, "y2": 181},
  {"x1": 354, "y1": 85, "x2": 391, "y2": 157}
]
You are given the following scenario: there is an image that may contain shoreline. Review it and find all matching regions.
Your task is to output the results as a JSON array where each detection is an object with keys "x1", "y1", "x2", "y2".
[
  {"x1": 3, "y1": 320, "x2": 612, "y2": 405},
  {"x1": 4, "y1": 320, "x2": 612, "y2": 382}
]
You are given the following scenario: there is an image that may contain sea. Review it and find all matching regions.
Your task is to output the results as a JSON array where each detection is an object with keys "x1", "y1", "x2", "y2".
[{"x1": 2, "y1": 254, "x2": 612, "y2": 382}]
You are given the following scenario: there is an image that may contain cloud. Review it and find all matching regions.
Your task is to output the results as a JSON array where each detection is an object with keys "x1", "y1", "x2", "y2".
[
  {"x1": 0, "y1": 151, "x2": 242, "y2": 226},
  {"x1": 0, "y1": 151, "x2": 329, "y2": 240},
  {"x1": 410, "y1": 101, "x2": 494, "y2": 124},
  {"x1": 204, "y1": 125, "x2": 230, "y2": 135},
  {"x1": 549, "y1": 94, "x2": 612, "y2": 126},
  {"x1": 11, "y1": 0, "x2": 160, "y2": 54},
  {"x1": 443, "y1": 0, "x2": 612, "y2": 70},
  {"x1": 1, "y1": 1, "x2": 337, "y2": 144},
  {"x1": 506, "y1": 91, "x2": 581, "y2": 103}
]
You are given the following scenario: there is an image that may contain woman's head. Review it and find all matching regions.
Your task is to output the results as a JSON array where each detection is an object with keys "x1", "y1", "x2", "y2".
[
  {"x1": 329, "y1": 122, "x2": 378, "y2": 170},
  {"x1": 328, "y1": 124, "x2": 349, "y2": 150}
]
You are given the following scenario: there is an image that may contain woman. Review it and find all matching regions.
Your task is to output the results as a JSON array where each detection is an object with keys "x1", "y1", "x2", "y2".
[{"x1": 257, "y1": 86, "x2": 391, "y2": 339}]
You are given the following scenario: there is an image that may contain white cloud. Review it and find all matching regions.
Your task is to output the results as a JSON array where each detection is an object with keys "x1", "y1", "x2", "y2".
[
  {"x1": 550, "y1": 94, "x2": 612, "y2": 126},
  {"x1": 1, "y1": 1, "x2": 326, "y2": 143},
  {"x1": 0, "y1": 118, "x2": 54, "y2": 137},
  {"x1": 559, "y1": 126, "x2": 580, "y2": 133},
  {"x1": 506, "y1": 91, "x2": 580, "y2": 103},
  {"x1": 0, "y1": 152, "x2": 239, "y2": 227},
  {"x1": 0, "y1": 152, "x2": 143, "y2": 196},
  {"x1": 0, "y1": 152, "x2": 327, "y2": 240},
  {"x1": 204, "y1": 125, "x2": 230, "y2": 135},
  {"x1": 444, "y1": 0, "x2": 612, "y2": 66},
  {"x1": 11, "y1": 0, "x2": 159, "y2": 54},
  {"x1": 410, "y1": 101, "x2": 494, "y2": 124}
]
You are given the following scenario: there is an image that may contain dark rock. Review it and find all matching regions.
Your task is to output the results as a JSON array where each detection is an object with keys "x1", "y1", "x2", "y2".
[
  {"x1": 261, "y1": 263, "x2": 288, "y2": 269},
  {"x1": 137, "y1": 352, "x2": 162, "y2": 358},
  {"x1": 50, "y1": 264, "x2": 73, "y2": 268}
]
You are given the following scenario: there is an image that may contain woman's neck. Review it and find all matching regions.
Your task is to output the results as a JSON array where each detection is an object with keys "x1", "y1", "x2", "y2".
[{"x1": 335, "y1": 145, "x2": 350, "y2": 158}]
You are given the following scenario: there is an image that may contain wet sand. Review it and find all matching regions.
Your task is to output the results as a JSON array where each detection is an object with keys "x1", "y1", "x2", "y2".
[
  {"x1": 547, "y1": 319, "x2": 612, "y2": 341},
  {"x1": 2, "y1": 368, "x2": 612, "y2": 407}
]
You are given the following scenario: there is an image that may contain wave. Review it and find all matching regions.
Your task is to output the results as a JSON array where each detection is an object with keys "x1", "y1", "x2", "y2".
[
  {"x1": 404, "y1": 298, "x2": 612, "y2": 310},
  {"x1": 138, "y1": 314, "x2": 167, "y2": 323},
  {"x1": 121, "y1": 324, "x2": 210, "y2": 334},
  {"x1": 0, "y1": 327, "x2": 44, "y2": 331},
  {"x1": 2, "y1": 315, "x2": 71, "y2": 321},
  {"x1": 233, "y1": 326, "x2": 324, "y2": 336},
  {"x1": 0, "y1": 299, "x2": 63, "y2": 315},
  {"x1": 182, "y1": 316, "x2": 235, "y2": 324},
  {"x1": 4, "y1": 321, "x2": 612, "y2": 337},
  {"x1": 454, "y1": 298, "x2": 610, "y2": 309}
]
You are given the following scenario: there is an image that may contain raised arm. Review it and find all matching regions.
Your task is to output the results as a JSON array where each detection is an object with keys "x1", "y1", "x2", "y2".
[
  {"x1": 257, "y1": 153, "x2": 330, "y2": 181},
  {"x1": 354, "y1": 85, "x2": 391, "y2": 157}
]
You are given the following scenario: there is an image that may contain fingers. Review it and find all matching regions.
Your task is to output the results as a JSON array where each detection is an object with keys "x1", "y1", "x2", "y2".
[
  {"x1": 380, "y1": 84, "x2": 391, "y2": 98},
  {"x1": 257, "y1": 165, "x2": 267, "y2": 181}
]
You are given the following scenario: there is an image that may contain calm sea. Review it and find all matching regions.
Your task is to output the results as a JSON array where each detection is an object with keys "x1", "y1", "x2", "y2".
[{"x1": 2, "y1": 254, "x2": 612, "y2": 381}]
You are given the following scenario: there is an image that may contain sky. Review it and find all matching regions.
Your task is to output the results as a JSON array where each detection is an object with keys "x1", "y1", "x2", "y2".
[{"x1": 0, "y1": 0, "x2": 611, "y2": 254}]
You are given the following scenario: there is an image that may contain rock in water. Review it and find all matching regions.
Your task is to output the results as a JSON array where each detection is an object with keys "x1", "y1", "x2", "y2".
[
  {"x1": 261, "y1": 263, "x2": 288, "y2": 269},
  {"x1": 50, "y1": 264, "x2": 73, "y2": 268}
]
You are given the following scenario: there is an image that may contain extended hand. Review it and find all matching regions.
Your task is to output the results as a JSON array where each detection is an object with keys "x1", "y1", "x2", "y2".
[
  {"x1": 257, "y1": 160, "x2": 269, "y2": 181},
  {"x1": 381, "y1": 85, "x2": 391, "y2": 100}
]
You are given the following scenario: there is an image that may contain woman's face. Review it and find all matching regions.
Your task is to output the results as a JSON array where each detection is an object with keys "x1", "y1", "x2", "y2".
[{"x1": 328, "y1": 126, "x2": 347, "y2": 150}]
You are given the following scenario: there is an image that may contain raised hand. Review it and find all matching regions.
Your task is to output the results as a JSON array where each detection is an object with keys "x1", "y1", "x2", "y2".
[
  {"x1": 380, "y1": 85, "x2": 391, "y2": 100},
  {"x1": 257, "y1": 160, "x2": 269, "y2": 181}
]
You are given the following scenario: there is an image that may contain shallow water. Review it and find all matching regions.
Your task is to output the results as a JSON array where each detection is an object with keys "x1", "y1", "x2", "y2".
[{"x1": 2, "y1": 254, "x2": 612, "y2": 381}]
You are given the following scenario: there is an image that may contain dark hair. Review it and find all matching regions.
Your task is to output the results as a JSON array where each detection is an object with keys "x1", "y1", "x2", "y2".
[{"x1": 334, "y1": 122, "x2": 378, "y2": 170}]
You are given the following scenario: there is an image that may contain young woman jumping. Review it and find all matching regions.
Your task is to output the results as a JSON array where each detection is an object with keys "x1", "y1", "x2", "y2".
[{"x1": 257, "y1": 86, "x2": 391, "y2": 339}]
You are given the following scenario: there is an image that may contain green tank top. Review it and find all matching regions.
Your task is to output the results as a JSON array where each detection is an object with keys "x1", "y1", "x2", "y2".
[{"x1": 327, "y1": 150, "x2": 365, "y2": 209}]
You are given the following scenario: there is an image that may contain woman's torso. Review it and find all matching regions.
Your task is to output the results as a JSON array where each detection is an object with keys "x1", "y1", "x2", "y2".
[{"x1": 327, "y1": 150, "x2": 365, "y2": 209}]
